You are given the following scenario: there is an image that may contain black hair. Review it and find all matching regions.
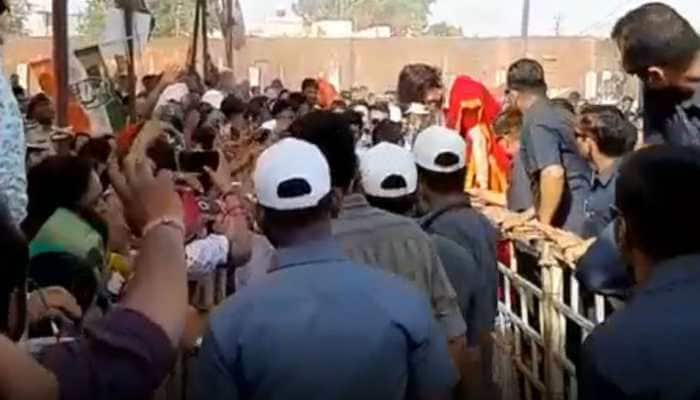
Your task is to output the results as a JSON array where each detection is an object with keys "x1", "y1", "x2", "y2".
[
  {"x1": 288, "y1": 92, "x2": 307, "y2": 111},
  {"x1": 28, "y1": 252, "x2": 98, "y2": 317},
  {"x1": 77, "y1": 137, "x2": 112, "y2": 165},
  {"x1": 397, "y1": 64, "x2": 443, "y2": 105},
  {"x1": 26, "y1": 93, "x2": 51, "y2": 120},
  {"x1": 372, "y1": 120, "x2": 404, "y2": 146},
  {"x1": 366, "y1": 194, "x2": 416, "y2": 216},
  {"x1": 370, "y1": 101, "x2": 390, "y2": 115},
  {"x1": 343, "y1": 110, "x2": 364, "y2": 131},
  {"x1": 0, "y1": 200, "x2": 28, "y2": 340},
  {"x1": 220, "y1": 94, "x2": 247, "y2": 120},
  {"x1": 301, "y1": 78, "x2": 319, "y2": 91},
  {"x1": 507, "y1": 58, "x2": 547, "y2": 94},
  {"x1": 246, "y1": 96, "x2": 272, "y2": 123},
  {"x1": 294, "y1": 111, "x2": 357, "y2": 190},
  {"x1": 22, "y1": 156, "x2": 107, "y2": 242},
  {"x1": 616, "y1": 146, "x2": 700, "y2": 262},
  {"x1": 551, "y1": 98, "x2": 575, "y2": 115},
  {"x1": 612, "y1": 3, "x2": 700, "y2": 75},
  {"x1": 417, "y1": 165, "x2": 467, "y2": 194},
  {"x1": 262, "y1": 192, "x2": 333, "y2": 230},
  {"x1": 579, "y1": 105, "x2": 637, "y2": 157},
  {"x1": 271, "y1": 99, "x2": 293, "y2": 117},
  {"x1": 493, "y1": 107, "x2": 523, "y2": 136}
]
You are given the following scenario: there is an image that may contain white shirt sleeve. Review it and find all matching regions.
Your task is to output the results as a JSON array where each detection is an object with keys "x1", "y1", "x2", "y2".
[{"x1": 186, "y1": 234, "x2": 230, "y2": 281}]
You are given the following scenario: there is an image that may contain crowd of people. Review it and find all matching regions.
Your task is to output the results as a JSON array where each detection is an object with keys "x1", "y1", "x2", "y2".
[{"x1": 1, "y1": 1, "x2": 700, "y2": 400}]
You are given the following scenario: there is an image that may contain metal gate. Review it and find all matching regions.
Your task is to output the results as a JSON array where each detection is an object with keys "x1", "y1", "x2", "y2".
[{"x1": 493, "y1": 241, "x2": 610, "y2": 400}]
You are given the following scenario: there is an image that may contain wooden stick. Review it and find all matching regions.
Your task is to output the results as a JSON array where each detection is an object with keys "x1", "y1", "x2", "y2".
[{"x1": 52, "y1": 0, "x2": 68, "y2": 128}]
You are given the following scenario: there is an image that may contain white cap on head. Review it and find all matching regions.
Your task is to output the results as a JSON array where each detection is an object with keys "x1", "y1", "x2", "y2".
[
  {"x1": 202, "y1": 90, "x2": 225, "y2": 109},
  {"x1": 413, "y1": 125, "x2": 466, "y2": 173},
  {"x1": 360, "y1": 142, "x2": 417, "y2": 198},
  {"x1": 155, "y1": 83, "x2": 189, "y2": 109},
  {"x1": 254, "y1": 138, "x2": 331, "y2": 210}
]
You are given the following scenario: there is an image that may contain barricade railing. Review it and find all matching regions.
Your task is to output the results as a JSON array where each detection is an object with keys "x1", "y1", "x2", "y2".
[{"x1": 493, "y1": 238, "x2": 611, "y2": 400}]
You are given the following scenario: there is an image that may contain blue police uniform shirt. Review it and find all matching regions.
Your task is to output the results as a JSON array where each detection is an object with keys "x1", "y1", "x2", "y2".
[
  {"x1": 643, "y1": 87, "x2": 700, "y2": 146},
  {"x1": 579, "y1": 254, "x2": 700, "y2": 399},
  {"x1": 581, "y1": 161, "x2": 621, "y2": 239},
  {"x1": 519, "y1": 98, "x2": 592, "y2": 236},
  {"x1": 194, "y1": 237, "x2": 457, "y2": 400},
  {"x1": 507, "y1": 152, "x2": 534, "y2": 212},
  {"x1": 420, "y1": 200, "x2": 499, "y2": 336}
]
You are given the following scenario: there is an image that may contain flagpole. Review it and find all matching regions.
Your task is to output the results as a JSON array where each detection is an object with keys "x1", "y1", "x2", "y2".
[
  {"x1": 123, "y1": 0, "x2": 137, "y2": 121},
  {"x1": 52, "y1": 0, "x2": 69, "y2": 128}
]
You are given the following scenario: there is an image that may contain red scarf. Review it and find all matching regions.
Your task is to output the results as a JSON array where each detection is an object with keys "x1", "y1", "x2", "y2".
[{"x1": 446, "y1": 76, "x2": 511, "y2": 192}]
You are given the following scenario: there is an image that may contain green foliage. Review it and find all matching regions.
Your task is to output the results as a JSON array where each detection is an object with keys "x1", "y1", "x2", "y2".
[
  {"x1": 4, "y1": 0, "x2": 31, "y2": 35},
  {"x1": 293, "y1": 0, "x2": 435, "y2": 35},
  {"x1": 78, "y1": 0, "x2": 111, "y2": 40},
  {"x1": 425, "y1": 22, "x2": 463, "y2": 37},
  {"x1": 78, "y1": 0, "x2": 220, "y2": 40}
]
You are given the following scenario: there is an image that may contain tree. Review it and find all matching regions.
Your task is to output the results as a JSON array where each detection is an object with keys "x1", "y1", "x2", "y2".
[
  {"x1": 293, "y1": 0, "x2": 435, "y2": 35},
  {"x1": 78, "y1": 0, "x2": 111, "y2": 40},
  {"x1": 425, "y1": 22, "x2": 463, "y2": 37},
  {"x1": 78, "y1": 0, "x2": 219, "y2": 40},
  {"x1": 3, "y1": 0, "x2": 30, "y2": 35}
]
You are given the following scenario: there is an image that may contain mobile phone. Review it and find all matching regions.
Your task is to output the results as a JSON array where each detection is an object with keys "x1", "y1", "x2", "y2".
[{"x1": 178, "y1": 151, "x2": 220, "y2": 173}]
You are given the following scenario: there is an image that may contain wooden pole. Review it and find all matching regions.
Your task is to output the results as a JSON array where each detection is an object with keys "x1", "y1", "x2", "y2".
[
  {"x1": 52, "y1": 0, "x2": 69, "y2": 128},
  {"x1": 225, "y1": 0, "x2": 234, "y2": 68},
  {"x1": 124, "y1": 0, "x2": 137, "y2": 121},
  {"x1": 201, "y1": 0, "x2": 209, "y2": 84},
  {"x1": 189, "y1": 0, "x2": 201, "y2": 72}
]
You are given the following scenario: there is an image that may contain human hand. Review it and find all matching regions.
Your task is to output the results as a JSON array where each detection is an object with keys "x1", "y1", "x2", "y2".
[
  {"x1": 203, "y1": 151, "x2": 232, "y2": 195},
  {"x1": 121, "y1": 153, "x2": 184, "y2": 235},
  {"x1": 160, "y1": 64, "x2": 181, "y2": 87},
  {"x1": 129, "y1": 120, "x2": 163, "y2": 159},
  {"x1": 27, "y1": 287, "x2": 82, "y2": 326},
  {"x1": 213, "y1": 213, "x2": 253, "y2": 267}
]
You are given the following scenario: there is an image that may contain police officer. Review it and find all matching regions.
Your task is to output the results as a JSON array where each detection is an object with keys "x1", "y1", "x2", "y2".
[
  {"x1": 579, "y1": 146, "x2": 700, "y2": 399},
  {"x1": 612, "y1": 2, "x2": 700, "y2": 146},
  {"x1": 195, "y1": 138, "x2": 456, "y2": 400},
  {"x1": 505, "y1": 59, "x2": 592, "y2": 236},
  {"x1": 574, "y1": 105, "x2": 637, "y2": 238}
]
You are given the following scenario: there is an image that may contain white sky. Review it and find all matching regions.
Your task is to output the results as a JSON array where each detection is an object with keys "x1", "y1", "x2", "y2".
[{"x1": 237, "y1": 0, "x2": 700, "y2": 37}]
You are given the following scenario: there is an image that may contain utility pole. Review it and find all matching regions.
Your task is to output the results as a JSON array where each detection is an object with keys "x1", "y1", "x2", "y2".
[
  {"x1": 52, "y1": 0, "x2": 68, "y2": 128},
  {"x1": 521, "y1": 0, "x2": 531, "y2": 54}
]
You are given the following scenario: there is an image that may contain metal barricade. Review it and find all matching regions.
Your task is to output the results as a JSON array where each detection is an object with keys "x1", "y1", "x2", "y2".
[{"x1": 493, "y1": 241, "x2": 610, "y2": 400}]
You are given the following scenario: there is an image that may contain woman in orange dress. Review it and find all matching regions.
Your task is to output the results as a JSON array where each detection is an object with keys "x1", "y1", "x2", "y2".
[{"x1": 446, "y1": 76, "x2": 511, "y2": 194}]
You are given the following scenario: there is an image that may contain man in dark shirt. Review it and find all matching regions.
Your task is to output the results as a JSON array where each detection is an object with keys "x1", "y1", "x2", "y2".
[
  {"x1": 506, "y1": 59, "x2": 591, "y2": 236},
  {"x1": 412, "y1": 126, "x2": 500, "y2": 394},
  {"x1": 579, "y1": 146, "x2": 700, "y2": 399},
  {"x1": 195, "y1": 138, "x2": 456, "y2": 400},
  {"x1": 359, "y1": 141, "x2": 491, "y2": 397},
  {"x1": 574, "y1": 105, "x2": 637, "y2": 238},
  {"x1": 359, "y1": 142, "x2": 489, "y2": 349},
  {"x1": 612, "y1": 3, "x2": 700, "y2": 146}
]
